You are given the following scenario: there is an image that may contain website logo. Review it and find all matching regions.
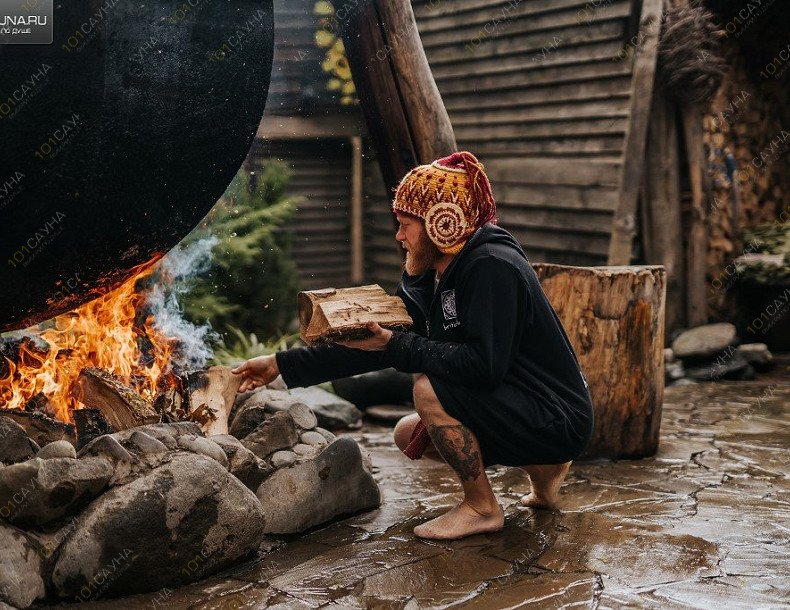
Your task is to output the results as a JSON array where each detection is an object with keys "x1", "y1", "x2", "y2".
[{"x1": 0, "y1": 0, "x2": 53, "y2": 45}]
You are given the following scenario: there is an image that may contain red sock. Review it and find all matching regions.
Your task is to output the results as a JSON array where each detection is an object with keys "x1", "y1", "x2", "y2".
[{"x1": 403, "y1": 419, "x2": 431, "y2": 459}]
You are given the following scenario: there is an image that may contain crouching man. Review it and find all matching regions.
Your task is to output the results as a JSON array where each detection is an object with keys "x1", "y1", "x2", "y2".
[{"x1": 232, "y1": 151, "x2": 594, "y2": 541}]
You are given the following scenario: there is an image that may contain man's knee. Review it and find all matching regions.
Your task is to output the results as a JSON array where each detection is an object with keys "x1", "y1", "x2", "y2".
[
  {"x1": 412, "y1": 374, "x2": 444, "y2": 419},
  {"x1": 393, "y1": 412, "x2": 420, "y2": 451}
]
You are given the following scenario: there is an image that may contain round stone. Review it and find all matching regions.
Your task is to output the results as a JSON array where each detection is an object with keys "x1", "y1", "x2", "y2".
[
  {"x1": 37, "y1": 440, "x2": 77, "y2": 460},
  {"x1": 292, "y1": 443, "x2": 314, "y2": 456},
  {"x1": 315, "y1": 427, "x2": 336, "y2": 443},
  {"x1": 300, "y1": 431, "x2": 328, "y2": 447},
  {"x1": 270, "y1": 450, "x2": 297, "y2": 468},
  {"x1": 177, "y1": 435, "x2": 229, "y2": 469},
  {"x1": 288, "y1": 402, "x2": 318, "y2": 430},
  {"x1": 365, "y1": 404, "x2": 416, "y2": 425},
  {"x1": 672, "y1": 323, "x2": 737, "y2": 359}
]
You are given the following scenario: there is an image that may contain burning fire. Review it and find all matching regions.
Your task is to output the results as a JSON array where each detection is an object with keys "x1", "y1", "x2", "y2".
[{"x1": 0, "y1": 261, "x2": 176, "y2": 423}]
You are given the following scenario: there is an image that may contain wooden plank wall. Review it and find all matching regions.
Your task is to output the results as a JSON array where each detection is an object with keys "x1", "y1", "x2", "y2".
[
  {"x1": 248, "y1": 0, "x2": 357, "y2": 293},
  {"x1": 364, "y1": 0, "x2": 640, "y2": 272},
  {"x1": 265, "y1": 0, "x2": 338, "y2": 115},
  {"x1": 363, "y1": 151, "x2": 403, "y2": 292},
  {"x1": 248, "y1": 138, "x2": 354, "y2": 291}
]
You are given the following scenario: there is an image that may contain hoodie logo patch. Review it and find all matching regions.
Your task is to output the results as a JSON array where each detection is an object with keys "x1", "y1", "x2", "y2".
[{"x1": 441, "y1": 289, "x2": 457, "y2": 320}]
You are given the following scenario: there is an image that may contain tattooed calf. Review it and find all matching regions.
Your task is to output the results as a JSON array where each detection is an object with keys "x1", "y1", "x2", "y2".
[{"x1": 426, "y1": 424, "x2": 482, "y2": 481}]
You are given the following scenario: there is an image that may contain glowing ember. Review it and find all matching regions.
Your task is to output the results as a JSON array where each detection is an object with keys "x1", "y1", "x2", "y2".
[{"x1": 0, "y1": 261, "x2": 175, "y2": 424}]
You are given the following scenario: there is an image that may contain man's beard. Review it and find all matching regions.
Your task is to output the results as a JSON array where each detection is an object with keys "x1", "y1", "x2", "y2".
[{"x1": 404, "y1": 231, "x2": 442, "y2": 276}]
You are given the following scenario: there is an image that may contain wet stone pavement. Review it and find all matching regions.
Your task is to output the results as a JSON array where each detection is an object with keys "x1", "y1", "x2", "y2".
[{"x1": 75, "y1": 379, "x2": 789, "y2": 609}]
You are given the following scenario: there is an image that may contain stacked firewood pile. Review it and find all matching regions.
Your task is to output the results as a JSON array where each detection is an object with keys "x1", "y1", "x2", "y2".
[{"x1": 702, "y1": 43, "x2": 790, "y2": 319}]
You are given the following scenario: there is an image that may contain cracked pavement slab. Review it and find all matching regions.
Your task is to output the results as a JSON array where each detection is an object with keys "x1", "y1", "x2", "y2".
[{"x1": 80, "y1": 380, "x2": 789, "y2": 609}]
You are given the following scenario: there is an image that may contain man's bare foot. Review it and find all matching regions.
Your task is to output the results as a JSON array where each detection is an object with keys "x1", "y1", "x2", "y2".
[
  {"x1": 414, "y1": 500, "x2": 504, "y2": 540},
  {"x1": 519, "y1": 461, "x2": 571, "y2": 509}
]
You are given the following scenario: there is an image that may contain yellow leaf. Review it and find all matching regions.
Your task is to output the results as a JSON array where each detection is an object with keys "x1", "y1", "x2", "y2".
[
  {"x1": 315, "y1": 30, "x2": 335, "y2": 48},
  {"x1": 314, "y1": 1, "x2": 334, "y2": 16},
  {"x1": 336, "y1": 63, "x2": 351, "y2": 80}
]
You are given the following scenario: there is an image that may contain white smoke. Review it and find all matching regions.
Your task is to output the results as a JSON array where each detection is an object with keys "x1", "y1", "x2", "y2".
[{"x1": 145, "y1": 236, "x2": 220, "y2": 372}]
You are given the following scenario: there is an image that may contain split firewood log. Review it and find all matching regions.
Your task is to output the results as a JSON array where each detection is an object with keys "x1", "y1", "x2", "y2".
[
  {"x1": 184, "y1": 366, "x2": 241, "y2": 436},
  {"x1": 72, "y1": 368, "x2": 159, "y2": 431},
  {"x1": 298, "y1": 284, "x2": 412, "y2": 346},
  {"x1": 1, "y1": 409, "x2": 75, "y2": 447}
]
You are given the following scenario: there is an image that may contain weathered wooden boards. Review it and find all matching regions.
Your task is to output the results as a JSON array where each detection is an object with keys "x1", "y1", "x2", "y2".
[
  {"x1": 608, "y1": 0, "x2": 664, "y2": 265},
  {"x1": 298, "y1": 285, "x2": 413, "y2": 346},
  {"x1": 533, "y1": 263, "x2": 667, "y2": 458},
  {"x1": 641, "y1": 81, "x2": 683, "y2": 338},
  {"x1": 681, "y1": 103, "x2": 710, "y2": 327}
]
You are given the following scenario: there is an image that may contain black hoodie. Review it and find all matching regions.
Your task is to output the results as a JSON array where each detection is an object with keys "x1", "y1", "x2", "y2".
[{"x1": 275, "y1": 223, "x2": 594, "y2": 466}]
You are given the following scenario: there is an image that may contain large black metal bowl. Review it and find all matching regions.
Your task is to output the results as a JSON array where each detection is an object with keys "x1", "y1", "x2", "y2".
[{"x1": 0, "y1": 0, "x2": 274, "y2": 331}]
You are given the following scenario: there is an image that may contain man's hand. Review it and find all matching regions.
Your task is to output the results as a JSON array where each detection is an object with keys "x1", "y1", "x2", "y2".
[
  {"x1": 231, "y1": 354, "x2": 280, "y2": 393},
  {"x1": 337, "y1": 321, "x2": 393, "y2": 351}
]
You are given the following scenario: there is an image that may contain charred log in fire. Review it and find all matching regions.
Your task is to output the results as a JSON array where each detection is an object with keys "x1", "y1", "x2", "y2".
[
  {"x1": 0, "y1": 263, "x2": 173, "y2": 423},
  {"x1": 0, "y1": 259, "x2": 240, "y2": 439}
]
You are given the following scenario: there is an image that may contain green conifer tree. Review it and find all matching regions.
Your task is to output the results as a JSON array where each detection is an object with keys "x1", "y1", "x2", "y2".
[{"x1": 181, "y1": 161, "x2": 301, "y2": 341}]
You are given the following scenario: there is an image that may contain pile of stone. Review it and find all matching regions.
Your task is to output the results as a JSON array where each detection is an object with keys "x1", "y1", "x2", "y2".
[
  {"x1": 239, "y1": 375, "x2": 366, "y2": 431},
  {"x1": 0, "y1": 382, "x2": 380, "y2": 608},
  {"x1": 665, "y1": 323, "x2": 774, "y2": 385}
]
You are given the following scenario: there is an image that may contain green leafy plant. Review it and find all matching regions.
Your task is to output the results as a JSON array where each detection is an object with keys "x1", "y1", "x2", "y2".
[{"x1": 210, "y1": 326, "x2": 302, "y2": 366}]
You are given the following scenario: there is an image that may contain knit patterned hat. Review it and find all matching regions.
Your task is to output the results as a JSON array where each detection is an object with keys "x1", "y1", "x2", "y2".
[{"x1": 392, "y1": 151, "x2": 497, "y2": 255}]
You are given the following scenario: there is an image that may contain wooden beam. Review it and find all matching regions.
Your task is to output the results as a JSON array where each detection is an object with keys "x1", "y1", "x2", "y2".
[
  {"x1": 340, "y1": 0, "x2": 457, "y2": 199},
  {"x1": 681, "y1": 104, "x2": 709, "y2": 327},
  {"x1": 298, "y1": 285, "x2": 412, "y2": 345},
  {"x1": 256, "y1": 114, "x2": 365, "y2": 140},
  {"x1": 73, "y1": 368, "x2": 159, "y2": 431},
  {"x1": 607, "y1": 0, "x2": 664, "y2": 264},
  {"x1": 350, "y1": 136, "x2": 364, "y2": 284},
  {"x1": 641, "y1": 81, "x2": 685, "y2": 335},
  {"x1": 185, "y1": 366, "x2": 241, "y2": 437}
]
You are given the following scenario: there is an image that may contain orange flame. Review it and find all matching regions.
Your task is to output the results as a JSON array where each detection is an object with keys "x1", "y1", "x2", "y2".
[{"x1": 0, "y1": 261, "x2": 175, "y2": 424}]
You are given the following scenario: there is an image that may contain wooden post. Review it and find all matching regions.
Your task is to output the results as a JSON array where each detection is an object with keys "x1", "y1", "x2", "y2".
[
  {"x1": 350, "y1": 136, "x2": 365, "y2": 284},
  {"x1": 681, "y1": 104, "x2": 710, "y2": 327},
  {"x1": 534, "y1": 264, "x2": 667, "y2": 458},
  {"x1": 340, "y1": 0, "x2": 457, "y2": 199},
  {"x1": 641, "y1": 82, "x2": 685, "y2": 335},
  {"x1": 608, "y1": 0, "x2": 664, "y2": 265}
]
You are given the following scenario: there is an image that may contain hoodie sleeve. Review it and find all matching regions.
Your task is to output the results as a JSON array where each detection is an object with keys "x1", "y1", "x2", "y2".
[
  {"x1": 275, "y1": 343, "x2": 393, "y2": 389},
  {"x1": 383, "y1": 257, "x2": 527, "y2": 389}
]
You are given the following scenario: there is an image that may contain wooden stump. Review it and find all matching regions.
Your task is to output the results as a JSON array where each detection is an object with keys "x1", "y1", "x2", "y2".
[
  {"x1": 298, "y1": 285, "x2": 412, "y2": 346},
  {"x1": 533, "y1": 264, "x2": 666, "y2": 459}
]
